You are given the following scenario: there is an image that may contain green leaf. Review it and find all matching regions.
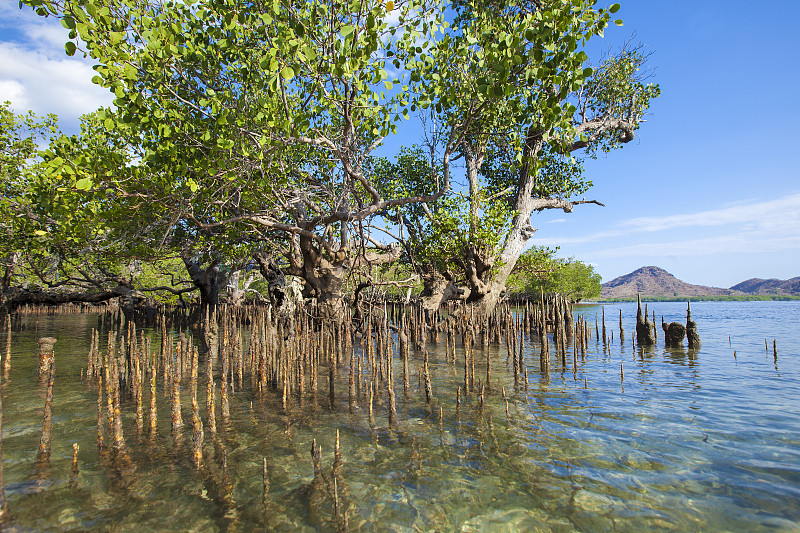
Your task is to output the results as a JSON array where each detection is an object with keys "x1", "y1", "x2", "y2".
[
  {"x1": 609, "y1": 3, "x2": 621, "y2": 13},
  {"x1": 65, "y1": 41, "x2": 77, "y2": 56},
  {"x1": 217, "y1": 138, "x2": 235, "y2": 149},
  {"x1": 187, "y1": 178, "x2": 198, "y2": 192},
  {"x1": 123, "y1": 64, "x2": 138, "y2": 80},
  {"x1": 281, "y1": 66, "x2": 295, "y2": 79},
  {"x1": 75, "y1": 177, "x2": 93, "y2": 190}
]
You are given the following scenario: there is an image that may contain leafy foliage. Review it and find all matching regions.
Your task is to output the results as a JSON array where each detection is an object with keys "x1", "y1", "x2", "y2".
[
  {"x1": 7, "y1": 0, "x2": 658, "y2": 313},
  {"x1": 0, "y1": 102, "x2": 59, "y2": 257},
  {"x1": 20, "y1": 0, "x2": 455, "y2": 296},
  {"x1": 508, "y1": 247, "x2": 601, "y2": 302},
  {"x1": 376, "y1": 0, "x2": 659, "y2": 308},
  {"x1": 372, "y1": 146, "x2": 513, "y2": 284}
]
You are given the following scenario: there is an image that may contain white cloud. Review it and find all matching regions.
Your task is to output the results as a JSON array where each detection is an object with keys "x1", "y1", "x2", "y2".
[
  {"x1": 619, "y1": 192, "x2": 800, "y2": 233},
  {"x1": 0, "y1": 6, "x2": 112, "y2": 131},
  {"x1": 0, "y1": 79, "x2": 27, "y2": 108},
  {"x1": 546, "y1": 218, "x2": 567, "y2": 224},
  {"x1": 531, "y1": 191, "x2": 800, "y2": 251},
  {"x1": 589, "y1": 230, "x2": 800, "y2": 260},
  {"x1": 531, "y1": 193, "x2": 800, "y2": 261},
  {"x1": 19, "y1": 21, "x2": 71, "y2": 50}
]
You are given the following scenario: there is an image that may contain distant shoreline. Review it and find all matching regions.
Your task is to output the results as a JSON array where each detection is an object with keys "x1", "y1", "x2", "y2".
[{"x1": 587, "y1": 295, "x2": 800, "y2": 303}]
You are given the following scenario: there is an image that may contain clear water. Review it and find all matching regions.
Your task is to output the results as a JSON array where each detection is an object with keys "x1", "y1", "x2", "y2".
[{"x1": 1, "y1": 302, "x2": 799, "y2": 532}]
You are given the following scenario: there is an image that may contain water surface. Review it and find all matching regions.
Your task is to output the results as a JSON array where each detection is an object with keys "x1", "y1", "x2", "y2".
[{"x1": 1, "y1": 301, "x2": 799, "y2": 531}]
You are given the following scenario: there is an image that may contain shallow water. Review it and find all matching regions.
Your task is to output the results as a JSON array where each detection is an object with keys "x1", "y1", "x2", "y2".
[{"x1": 1, "y1": 302, "x2": 799, "y2": 532}]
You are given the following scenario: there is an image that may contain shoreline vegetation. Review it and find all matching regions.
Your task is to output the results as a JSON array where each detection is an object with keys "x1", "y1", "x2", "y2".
[
  {"x1": 2, "y1": 0, "x2": 658, "y2": 321},
  {"x1": 588, "y1": 294, "x2": 800, "y2": 303}
]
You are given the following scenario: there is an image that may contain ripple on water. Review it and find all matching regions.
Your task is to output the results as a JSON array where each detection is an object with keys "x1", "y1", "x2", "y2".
[{"x1": 1, "y1": 304, "x2": 800, "y2": 531}]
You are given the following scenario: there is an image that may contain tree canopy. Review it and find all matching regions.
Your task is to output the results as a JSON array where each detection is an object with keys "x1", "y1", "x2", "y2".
[
  {"x1": 4, "y1": 0, "x2": 658, "y2": 314},
  {"x1": 507, "y1": 247, "x2": 602, "y2": 302}
]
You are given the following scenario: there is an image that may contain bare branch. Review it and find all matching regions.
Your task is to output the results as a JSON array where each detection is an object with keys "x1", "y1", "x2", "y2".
[{"x1": 531, "y1": 197, "x2": 605, "y2": 213}]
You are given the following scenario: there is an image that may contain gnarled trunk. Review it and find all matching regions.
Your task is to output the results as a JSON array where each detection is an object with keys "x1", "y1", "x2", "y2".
[
  {"x1": 287, "y1": 234, "x2": 403, "y2": 318},
  {"x1": 459, "y1": 228, "x2": 531, "y2": 319},
  {"x1": 225, "y1": 270, "x2": 257, "y2": 306},
  {"x1": 455, "y1": 141, "x2": 538, "y2": 320},
  {"x1": 1, "y1": 253, "x2": 19, "y2": 292},
  {"x1": 253, "y1": 252, "x2": 294, "y2": 315},
  {"x1": 1, "y1": 284, "x2": 133, "y2": 314},
  {"x1": 420, "y1": 272, "x2": 466, "y2": 317},
  {"x1": 293, "y1": 235, "x2": 348, "y2": 317},
  {"x1": 182, "y1": 257, "x2": 228, "y2": 309},
  {"x1": 182, "y1": 257, "x2": 227, "y2": 358}
]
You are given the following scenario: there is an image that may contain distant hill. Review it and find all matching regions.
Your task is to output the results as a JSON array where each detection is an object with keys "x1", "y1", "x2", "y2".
[
  {"x1": 731, "y1": 277, "x2": 800, "y2": 295},
  {"x1": 601, "y1": 266, "x2": 736, "y2": 298}
]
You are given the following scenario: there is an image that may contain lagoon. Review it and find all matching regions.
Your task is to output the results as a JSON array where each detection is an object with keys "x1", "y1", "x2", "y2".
[{"x1": 1, "y1": 301, "x2": 799, "y2": 531}]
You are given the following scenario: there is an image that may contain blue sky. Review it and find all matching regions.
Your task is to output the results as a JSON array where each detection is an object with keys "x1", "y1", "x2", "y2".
[
  {"x1": 529, "y1": 2, "x2": 800, "y2": 288},
  {"x1": 2, "y1": 1, "x2": 798, "y2": 288}
]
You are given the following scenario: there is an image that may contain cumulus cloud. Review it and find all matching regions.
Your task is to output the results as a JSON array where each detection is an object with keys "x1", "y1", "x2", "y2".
[
  {"x1": 0, "y1": 79, "x2": 27, "y2": 107},
  {"x1": 0, "y1": 5, "x2": 112, "y2": 131}
]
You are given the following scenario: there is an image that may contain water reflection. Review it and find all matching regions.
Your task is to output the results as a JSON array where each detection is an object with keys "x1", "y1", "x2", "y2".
[{"x1": 663, "y1": 345, "x2": 699, "y2": 366}]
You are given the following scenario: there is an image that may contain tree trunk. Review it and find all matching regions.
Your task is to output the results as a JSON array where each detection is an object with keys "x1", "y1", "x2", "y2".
[
  {"x1": 461, "y1": 217, "x2": 534, "y2": 318},
  {"x1": 182, "y1": 257, "x2": 228, "y2": 309},
  {"x1": 1, "y1": 285, "x2": 133, "y2": 314},
  {"x1": 225, "y1": 270, "x2": 257, "y2": 306},
  {"x1": 287, "y1": 234, "x2": 347, "y2": 317},
  {"x1": 312, "y1": 269, "x2": 347, "y2": 318},
  {"x1": 468, "y1": 282, "x2": 505, "y2": 318},
  {"x1": 459, "y1": 130, "x2": 544, "y2": 318},
  {"x1": 1, "y1": 253, "x2": 19, "y2": 292},
  {"x1": 182, "y1": 257, "x2": 227, "y2": 358},
  {"x1": 420, "y1": 274, "x2": 466, "y2": 317},
  {"x1": 253, "y1": 252, "x2": 291, "y2": 313},
  {"x1": 289, "y1": 234, "x2": 402, "y2": 318}
]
